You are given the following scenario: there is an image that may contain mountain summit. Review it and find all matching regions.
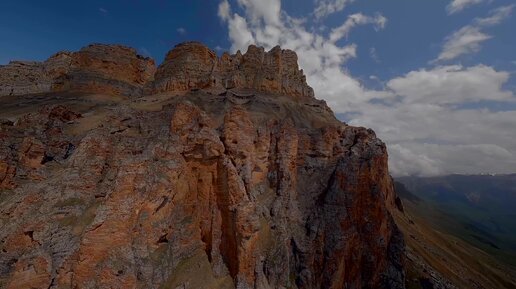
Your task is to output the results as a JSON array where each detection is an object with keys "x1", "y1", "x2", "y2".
[
  {"x1": 0, "y1": 42, "x2": 404, "y2": 289},
  {"x1": 0, "y1": 42, "x2": 313, "y2": 98}
]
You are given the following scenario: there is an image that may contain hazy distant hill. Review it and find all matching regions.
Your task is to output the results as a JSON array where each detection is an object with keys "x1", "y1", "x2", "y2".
[
  {"x1": 392, "y1": 177, "x2": 516, "y2": 289},
  {"x1": 397, "y1": 174, "x2": 516, "y2": 265}
]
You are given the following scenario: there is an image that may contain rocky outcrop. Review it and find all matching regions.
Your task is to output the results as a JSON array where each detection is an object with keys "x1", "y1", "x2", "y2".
[
  {"x1": 150, "y1": 42, "x2": 314, "y2": 97},
  {"x1": 0, "y1": 44, "x2": 155, "y2": 97},
  {"x1": 1, "y1": 42, "x2": 312, "y2": 98},
  {"x1": 149, "y1": 42, "x2": 218, "y2": 93},
  {"x1": 0, "y1": 61, "x2": 52, "y2": 96},
  {"x1": 55, "y1": 44, "x2": 156, "y2": 97},
  {"x1": 0, "y1": 42, "x2": 404, "y2": 289}
]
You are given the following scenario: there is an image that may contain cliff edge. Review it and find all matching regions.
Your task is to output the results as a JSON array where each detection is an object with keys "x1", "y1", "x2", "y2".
[
  {"x1": 0, "y1": 42, "x2": 404, "y2": 289},
  {"x1": 0, "y1": 42, "x2": 313, "y2": 98}
]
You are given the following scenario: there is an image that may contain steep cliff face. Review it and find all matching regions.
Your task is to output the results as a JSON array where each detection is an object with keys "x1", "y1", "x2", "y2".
[
  {"x1": 0, "y1": 42, "x2": 404, "y2": 289},
  {"x1": 0, "y1": 44, "x2": 155, "y2": 97},
  {"x1": 150, "y1": 42, "x2": 314, "y2": 97},
  {"x1": 56, "y1": 44, "x2": 156, "y2": 97},
  {"x1": 0, "y1": 42, "x2": 312, "y2": 98},
  {"x1": 0, "y1": 61, "x2": 54, "y2": 96}
]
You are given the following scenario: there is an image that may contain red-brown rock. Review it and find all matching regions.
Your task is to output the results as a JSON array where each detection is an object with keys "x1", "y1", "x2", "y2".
[
  {"x1": 0, "y1": 42, "x2": 404, "y2": 289},
  {"x1": 150, "y1": 42, "x2": 314, "y2": 97},
  {"x1": 0, "y1": 44, "x2": 155, "y2": 97}
]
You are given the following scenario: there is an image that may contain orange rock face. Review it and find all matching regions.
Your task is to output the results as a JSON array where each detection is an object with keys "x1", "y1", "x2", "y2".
[
  {"x1": 0, "y1": 43, "x2": 404, "y2": 289},
  {"x1": 56, "y1": 44, "x2": 156, "y2": 96},
  {"x1": 0, "y1": 44, "x2": 155, "y2": 97},
  {"x1": 0, "y1": 61, "x2": 51, "y2": 96},
  {"x1": 150, "y1": 42, "x2": 314, "y2": 97},
  {"x1": 0, "y1": 42, "x2": 311, "y2": 98},
  {"x1": 151, "y1": 42, "x2": 219, "y2": 93}
]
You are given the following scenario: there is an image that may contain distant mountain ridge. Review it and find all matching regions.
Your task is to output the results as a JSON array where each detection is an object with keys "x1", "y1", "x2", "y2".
[
  {"x1": 397, "y1": 174, "x2": 516, "y2": 263},
  {"x1": 392, "y1": 176, "x2": 516, "y2": 289}
]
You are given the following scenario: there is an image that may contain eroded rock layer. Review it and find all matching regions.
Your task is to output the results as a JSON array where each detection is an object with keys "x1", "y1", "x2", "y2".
[
  {"x1": 0, "y1": 43, "x2": 404, "y2": 289},
  {"x1": 150, "y1": 42, "x2": 314, "y2": 97},
  {"x1": 0, "y1": 44, "x2": 155, "y2": 97},
  {"x1": 55, "y1": 44, "x2": 156, "y2": 97},
  {"x1": 1, "y1": 42, "x2": 313, "y2": 98}
]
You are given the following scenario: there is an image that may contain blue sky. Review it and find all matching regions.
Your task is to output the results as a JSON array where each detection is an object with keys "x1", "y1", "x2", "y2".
[
  {"x1": 1, "y1": 0, "x2": 516, "y2": 176},
  {"x1": 1, "y1": 0, "x2": 515, "y2": 83},
  {"x1": 0, "y1": 0, "x2": 223, "y2": 63}
]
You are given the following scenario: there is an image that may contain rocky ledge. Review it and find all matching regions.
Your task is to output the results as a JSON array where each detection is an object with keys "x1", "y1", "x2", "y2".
[
  {"x1": 0, "y1": 42, "x2": 313, "y2": 98},
  {"x1": 0, "y1": 45, "x2": 156, "y2": 98},
  {"x1": 149, "y1": 42, "x2": 314, "y2": 97},
  {"x1": 0, "y1": 42, "x2": 405, "y2": 289}
]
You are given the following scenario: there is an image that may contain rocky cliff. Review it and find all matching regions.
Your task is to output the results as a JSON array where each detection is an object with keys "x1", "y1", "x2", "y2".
[
  {"x1": 149, "y1": 42, "x2": 314, "y2": 97},
  {"x1": 0, "y1": 42, "x2": 312, "y2": 98},
  {"x1": 0, "y1": 44, "x2": 155, "y2": 98},
  {"x1": 0, "y1": 42, "x2": 405, "y2": 289}
]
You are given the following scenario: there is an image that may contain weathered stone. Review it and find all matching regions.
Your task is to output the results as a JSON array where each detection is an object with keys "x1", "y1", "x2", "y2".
[
  {"x1": 0, "y1": 42, "x2": 404, "y2": 289},
  {"x1": 151, "y1": 42, "x2": 219, "y2": 93},
  {"x1": 57, "y1": 44, "x2": 156, "y2": 97},
  {"x1": 150, "y1": 42, "x2": 314, "y2": 98},
  {"x1": 0, "y1": 44, "x2": 155, "y2": 98},
  {"x1": 1, "y1": 42, "x2": 312, "y2": 98},
  {"x1": 0, "y1": 61, "x2": 50, "y2": 96}
]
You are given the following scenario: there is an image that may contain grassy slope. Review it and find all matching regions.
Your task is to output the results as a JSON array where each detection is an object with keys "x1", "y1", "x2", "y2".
[
  {"x1": 397, "y1": 175, "x2": 516, "y2": 255},
  {"x1": 396, "y1": 175, "x2": 516, "y2": 268},
  {"x1": 393, "y1": 197, "x2": 516, "y2": 289},
  {"x1": 414, "y1": 199, "x2": 516, "y2": 266}
]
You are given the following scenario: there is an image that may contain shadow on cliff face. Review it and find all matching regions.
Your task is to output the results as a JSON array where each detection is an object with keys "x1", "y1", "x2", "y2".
[{"x1": 0, "y1": 42, "x2": 406, "y2": 289}]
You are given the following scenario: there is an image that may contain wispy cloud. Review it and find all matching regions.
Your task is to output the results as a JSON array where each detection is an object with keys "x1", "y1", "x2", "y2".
[
  {"x1": 369, "y1": 47, "x2": 380, "y2": 63},
  {"x1": 217, "y1": 0, "x2": 516, "y2": 176},
  {"x1": 434, "y1": 26, "x2": 491, "y2": 63},
  {"x1": 329, "y1": 13, "x2": 386, "y2": 42},
  {"x1": 314, "y1": 0, "x2": 354, "y2": 19},
  {"x1": 138, "y1": 47, "x2": 152, "y2": 58},
  {"x1": 434, "y1": 4, "x2": 514, "y2": 63},
  {"x1": 474, "y1": 4, "x2": 514, "y2": 26},
  {"x1": 447, "y1": 0, "x2": 488, "y2": 15},
  {"x1": 176, "y1": 27, "x2": 187, "y2": 35},
  {"x1": 99, "y1": 7, "x2": 108, "y2": 14}
]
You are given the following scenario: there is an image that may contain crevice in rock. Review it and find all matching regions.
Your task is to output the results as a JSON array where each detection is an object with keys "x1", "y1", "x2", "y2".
[
  {"x1": 157, "y1": 233, "x2": 169, "y2": 244},
  {"x1": 110, "y1": 128, "x2": 127, "y2": 135},
  {"x1": 215, "y1": 160, "x2": 239, "y2": 279},
  {"x1": 63, "y1": 143, "x2": 75, "y2": 159},
  {"x1": 347, "y1": 132, "x2": 360, "y2": 157},
  {"x1": 41, "y1": 153, "x2": 55, "y2": 164},
  {"x1": 201, "y1": 231, "x2": 213, "y2": 263},
  {"x1": 289, "y1": 238, "x2": 303, "y2": 287},
  {"x1": 46, "y1": 277, "x2": 56, "y2": 289},
  {"x1": 154, "y1": 196, "x2": 169, "y2": 214},
  {"x1": 23, "y1": 230, "x2": 35, "y2": 242},
  {"x1": 88, "y1": 222, "x2": 103, "y2": 233},
  {"x1": 315, "y1": 166, "x2": 337, "y2": 207}
]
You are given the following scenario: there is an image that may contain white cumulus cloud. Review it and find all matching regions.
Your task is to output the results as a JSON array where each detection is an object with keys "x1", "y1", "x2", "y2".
[
  {"x1": 386, "y1": 65, "x2": 513, "y2": 104},
  {"x1": 218, "y1": 0, "x2": 516, "y2": 176}
]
